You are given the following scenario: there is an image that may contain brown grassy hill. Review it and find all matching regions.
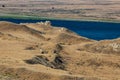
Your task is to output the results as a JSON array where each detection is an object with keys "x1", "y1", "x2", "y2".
[
  {"x1": 0, "y1": 21, "x2": 120, "y2": 80},
  {"x1": 78, "y1": 38, "x2": 120, "y2": 54},
  {"x1": 0, "y1": 21, "x2": 45, "y2": 42},
  {"x1": 54, "y1": 32, "x2": 93, "y2": 45},
  {"x1": 24, "y1": 22, "x2": 93, "y2": 45}
]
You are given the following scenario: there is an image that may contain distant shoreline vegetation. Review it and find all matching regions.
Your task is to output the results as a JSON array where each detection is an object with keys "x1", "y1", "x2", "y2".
[{"x1": 0, "y1": 14, "x2": 120, "y2": 23}]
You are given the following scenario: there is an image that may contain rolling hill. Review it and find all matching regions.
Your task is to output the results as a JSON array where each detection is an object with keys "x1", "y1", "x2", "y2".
[{"x1": 0, "y1": 21, "x2": 120, "y2": 80}]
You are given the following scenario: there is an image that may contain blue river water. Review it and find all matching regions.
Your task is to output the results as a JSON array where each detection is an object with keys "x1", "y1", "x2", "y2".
[{"x1": 0, "y1": 18, "x2": 120, "y2": 40}]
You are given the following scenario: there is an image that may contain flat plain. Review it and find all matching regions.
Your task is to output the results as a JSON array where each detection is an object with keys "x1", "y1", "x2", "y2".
[{"x1": 0, "y1": 0, "x2": 120, "y2": 21}]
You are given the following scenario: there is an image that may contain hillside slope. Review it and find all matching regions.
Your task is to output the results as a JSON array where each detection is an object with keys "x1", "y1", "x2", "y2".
[{"x1": 0, "y1": 21, "x2": 120, "y2": 80}]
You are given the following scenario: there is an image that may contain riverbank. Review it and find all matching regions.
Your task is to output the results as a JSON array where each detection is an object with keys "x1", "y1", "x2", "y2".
[{"x1": 0, "y1": 14, "x2": 120, "y2": 23}]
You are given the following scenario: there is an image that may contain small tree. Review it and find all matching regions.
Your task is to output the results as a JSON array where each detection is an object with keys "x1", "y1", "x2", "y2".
[
  {"x1": 52, "y1": 7, "x2": 55, "y2": 10},
  {"x1": 2, "y1": 5, "x2": 5, "y2": 7}
]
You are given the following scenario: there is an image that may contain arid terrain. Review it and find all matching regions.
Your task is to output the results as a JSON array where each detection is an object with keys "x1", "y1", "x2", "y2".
[
  {"x1": 0, "y1": 0, "x2": 120, "y2": 21},
  {"x1": 0, "y1": 0, "x2": 120, "y2": 79},
  {"x1": 0, "y1": 21, "x2": 120, "y2": 80}
]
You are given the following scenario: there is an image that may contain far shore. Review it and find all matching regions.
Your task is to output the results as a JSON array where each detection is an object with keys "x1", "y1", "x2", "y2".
[{"x1": 0, "y1": 14, "x2": 120, "y2": 23}]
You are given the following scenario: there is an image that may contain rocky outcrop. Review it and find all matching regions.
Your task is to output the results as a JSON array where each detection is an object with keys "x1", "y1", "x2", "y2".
[
  {"x1": 24, "y1": 55, "x2": 65, "y2": 70},
  {"x1": 78, "y1": 38, "x2": 120, "y2": 54}
]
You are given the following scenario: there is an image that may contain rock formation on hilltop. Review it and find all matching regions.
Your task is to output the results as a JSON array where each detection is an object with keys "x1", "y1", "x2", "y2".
[{"x1": 0, "y1": 21, "x2": 120, "y2": 80}]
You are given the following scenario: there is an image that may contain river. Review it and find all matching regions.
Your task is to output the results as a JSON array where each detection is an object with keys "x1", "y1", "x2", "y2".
[{"x1": 0, "y1": 18, "x2": 120, "y2": 40}]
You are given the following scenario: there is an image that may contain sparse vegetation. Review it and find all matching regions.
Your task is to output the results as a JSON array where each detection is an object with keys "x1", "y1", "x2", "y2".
[
  {"x1": 0, "y1": 21, "x2": 120, "y2": 80},
  {"x1": 0, "y1": 0, "x2": 120, "y2": 22}
]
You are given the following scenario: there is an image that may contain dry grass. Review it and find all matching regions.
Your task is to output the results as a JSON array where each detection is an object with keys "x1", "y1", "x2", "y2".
[
  {"x1": 0, "y1": 21, "x2": 120, "y2": 80},
  {"x1": 0, "y1": 0, "x2": 120, "y2": 21}
]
